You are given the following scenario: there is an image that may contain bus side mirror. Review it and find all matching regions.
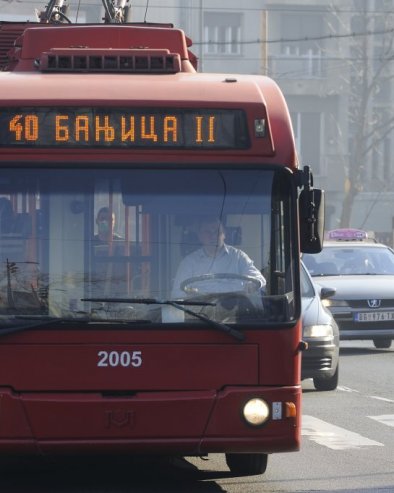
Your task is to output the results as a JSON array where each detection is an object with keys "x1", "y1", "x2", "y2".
[{"x1": 299, "y1": 188, "x2": 324, "y2": 254}]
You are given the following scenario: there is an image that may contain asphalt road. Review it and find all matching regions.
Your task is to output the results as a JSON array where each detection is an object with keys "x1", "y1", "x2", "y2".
[{"x1": 0, "y1": 340, "x2": 392, "y2": 493}]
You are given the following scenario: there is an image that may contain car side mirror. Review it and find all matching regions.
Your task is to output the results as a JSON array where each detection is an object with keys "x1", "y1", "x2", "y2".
[{"x1": 320, "y1": 286, "x2": 336, "y2": 300}]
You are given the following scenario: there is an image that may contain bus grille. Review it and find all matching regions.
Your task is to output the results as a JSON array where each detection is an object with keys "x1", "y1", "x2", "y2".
[{"x1": 37, "y1": 49, "x2": 181, "y2": 73}]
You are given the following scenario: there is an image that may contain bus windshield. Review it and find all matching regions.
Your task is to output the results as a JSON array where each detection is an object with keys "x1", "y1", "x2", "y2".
[{"x1": 0, "y1": 166, "x2": 297, "y2": 327}]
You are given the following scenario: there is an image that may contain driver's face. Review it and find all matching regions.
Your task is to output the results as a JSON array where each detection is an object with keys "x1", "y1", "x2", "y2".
[{"x1": 198, "y1": 221, "x2": 225, "y2": 248}]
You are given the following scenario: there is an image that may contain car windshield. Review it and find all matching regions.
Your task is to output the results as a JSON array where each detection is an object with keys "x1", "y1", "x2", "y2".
[{"x1": 303, "y1": 245, "x2": 394, "y2": 277}]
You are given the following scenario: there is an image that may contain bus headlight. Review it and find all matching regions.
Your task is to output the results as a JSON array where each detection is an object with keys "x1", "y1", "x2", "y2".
[{"x1": 243, "y1": 398, "x2": 270, "y2": 426}]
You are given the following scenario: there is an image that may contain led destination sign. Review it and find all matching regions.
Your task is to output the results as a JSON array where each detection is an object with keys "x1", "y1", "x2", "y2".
[{"x1": 0, "y1": 108, "x2": 249, "y2": 149}]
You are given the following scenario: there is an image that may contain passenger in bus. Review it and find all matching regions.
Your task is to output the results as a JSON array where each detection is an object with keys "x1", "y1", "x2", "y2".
[
  {"x1": 92, "y1": 207, "x2": 124, "y2": 296},
  {"x1": 171, "y1": 217, "x2": 266, "y2": 299},
  {"x1": 94, "y1": 207, "x2": 123, "y2": 245}
]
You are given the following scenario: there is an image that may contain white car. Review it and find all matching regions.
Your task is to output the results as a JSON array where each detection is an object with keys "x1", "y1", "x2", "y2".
[{"x1": 303, "y1": 229, "x2": 394, "y2": 349}]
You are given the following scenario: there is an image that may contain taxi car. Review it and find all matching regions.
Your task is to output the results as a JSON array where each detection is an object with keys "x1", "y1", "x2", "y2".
[
  {"x1": 303, "y1": 229, "x2": 394, "y2": 349},
  {"x1": 301, "y1": 261, "x2": 339, "y2": 391}
]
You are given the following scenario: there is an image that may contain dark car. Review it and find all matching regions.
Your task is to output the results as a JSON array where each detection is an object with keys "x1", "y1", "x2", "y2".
[
  {"x1": 301, "y1": 261, "x2": 340, "y2": 391},
  {"x1": 303, "y1": 228, "x2": 394, "y2": 349}
]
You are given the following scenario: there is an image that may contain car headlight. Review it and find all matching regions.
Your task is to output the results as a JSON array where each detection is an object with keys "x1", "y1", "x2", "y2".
[
  {"x1": 322, "y1": 298, "x2": 348, "y2": 308},
  {"x1": 243, "y1": 398, "x2": 270, "y2": 426},
  {"x1": 303, "y1": 324, "x2": 334, "y2": 337}
]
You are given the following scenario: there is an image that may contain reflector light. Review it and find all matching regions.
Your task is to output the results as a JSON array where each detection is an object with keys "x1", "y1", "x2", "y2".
[{"x1": 285, "y1": 402, "x2": 297, "y2": 418}]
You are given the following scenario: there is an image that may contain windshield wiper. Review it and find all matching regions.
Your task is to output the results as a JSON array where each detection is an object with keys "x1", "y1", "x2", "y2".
[{"x1": 82, "y1": 297, "x2": 245, "y2": 342}]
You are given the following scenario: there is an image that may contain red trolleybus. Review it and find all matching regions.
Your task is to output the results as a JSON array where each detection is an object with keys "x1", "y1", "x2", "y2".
[{"x1": 0, "y1": 6, "x2": 323, "y2": 477}]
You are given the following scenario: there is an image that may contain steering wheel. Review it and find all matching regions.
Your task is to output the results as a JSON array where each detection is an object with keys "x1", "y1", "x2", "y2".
[{"x1": 180, "y1": 273, "x2": 263, "y2": 295}]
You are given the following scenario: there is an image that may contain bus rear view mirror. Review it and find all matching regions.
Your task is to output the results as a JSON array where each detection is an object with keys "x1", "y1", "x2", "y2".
[{"x1": 299, "y1": 188, "x2": 324, "y2": 254}]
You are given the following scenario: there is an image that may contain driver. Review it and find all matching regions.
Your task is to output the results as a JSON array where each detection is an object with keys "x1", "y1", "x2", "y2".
[{"x1": 171, "y1": 217, "x2": 266, "y2": 299}]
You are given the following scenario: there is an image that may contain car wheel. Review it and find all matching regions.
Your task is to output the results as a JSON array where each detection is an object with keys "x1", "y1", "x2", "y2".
[
  {"x1": 225, "y1": 453, "x2": 268, "y2": 476},
  {"x1": 313, "y1": 365, "x2": 339, "y2": 391},
  {"x1": 373, "y1": 338, "x2": 392, "y2": 349}
]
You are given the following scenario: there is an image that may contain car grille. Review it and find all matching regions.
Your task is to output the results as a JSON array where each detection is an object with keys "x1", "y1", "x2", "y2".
[
  {"x1": 303, "y1": 357, "x2": 332, "y2": 371},
  {"x1": 347, "y1": 300, "x2": 394, "y2": 308}
]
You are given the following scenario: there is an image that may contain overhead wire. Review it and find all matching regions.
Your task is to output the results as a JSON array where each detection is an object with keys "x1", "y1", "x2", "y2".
[{"x1": 2, "y1": 1, "x2": 394, "y2": 48}]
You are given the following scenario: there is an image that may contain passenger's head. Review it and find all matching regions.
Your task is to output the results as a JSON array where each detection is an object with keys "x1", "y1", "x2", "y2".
[
  {"x1": 197, "y1": 217, "x2": 225, "y2": 255},
  {"x1": 96, "y1": 207, "x2": 115, "y2": 240}
]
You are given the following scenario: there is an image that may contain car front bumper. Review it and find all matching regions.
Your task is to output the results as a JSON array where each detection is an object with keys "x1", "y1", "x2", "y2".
[{"x1": 301, "y1": 338, "x2": 338, "y2": 380}]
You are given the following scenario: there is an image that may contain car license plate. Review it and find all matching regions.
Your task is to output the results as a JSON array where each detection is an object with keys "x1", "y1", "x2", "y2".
[{"x1": 354, "y1": 311, "x2": 394, "y2": 322}]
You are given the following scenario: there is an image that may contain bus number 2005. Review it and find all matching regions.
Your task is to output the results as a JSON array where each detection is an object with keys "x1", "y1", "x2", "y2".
[{"x1": 97, "y1": 351, "x2": 142, "y2": 368}]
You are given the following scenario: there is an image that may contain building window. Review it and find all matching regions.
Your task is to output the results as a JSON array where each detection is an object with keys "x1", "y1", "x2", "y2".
[
  {"x1": 371, "y1": 136, "x2": 391, "y2": 183},
  {"x1": 291, "y1": 112, "x2": 322, "y2": 174},
  {"x1": 203, "y1": 12, "x2": 242, "y2": 56},
  {"x1": 268, "y1": 12, "x2": 325, "y2": 78},
  {"x1": 281, "y1": 13, "x2": 323, "y2": 56}
]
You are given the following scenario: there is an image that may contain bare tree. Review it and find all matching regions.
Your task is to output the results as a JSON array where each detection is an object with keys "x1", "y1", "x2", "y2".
[{"x1": 338, "y1": 0, "x2": 394, "y2": 227}]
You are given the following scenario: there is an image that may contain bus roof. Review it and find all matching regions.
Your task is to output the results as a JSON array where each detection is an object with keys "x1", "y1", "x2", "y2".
[{"x1": 1, "y1": 71, "x2": 281, "y2": 106}]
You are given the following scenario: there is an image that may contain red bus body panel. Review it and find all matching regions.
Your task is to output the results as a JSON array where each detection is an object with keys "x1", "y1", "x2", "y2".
[{"x1": 0, "y1": 327, "x2": 301, "y2": 455}]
